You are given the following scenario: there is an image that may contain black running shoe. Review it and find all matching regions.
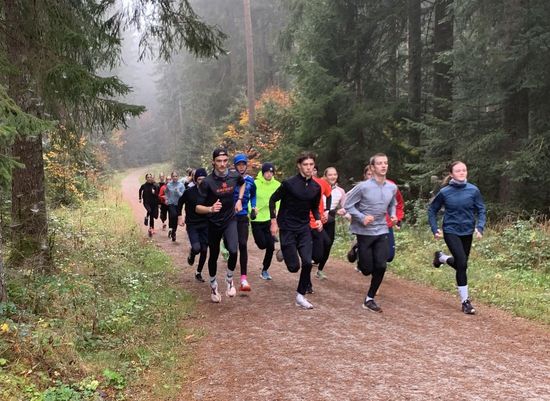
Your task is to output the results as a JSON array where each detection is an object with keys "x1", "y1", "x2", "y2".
[
  {"x1": 144, "y1": 216, "x2": 148, "y2": 226},
  {"x1": 195, "y1": 273, "x2": 205, "y2": 282},
  {"x1": 362, "y1": 299, "x2": 382, "y2": 313},
  {"x1": 433, "y1": 251, "x2": 443, "y2": 268},
  {"x1": 187, "y1": 253, "x2": 195, "y2": 266},
  {"x1": 347, "y1": 244, "x2": 358, "y2": 263},
  {"x1": 306, "y1": 283, "x2": 314, "y2": 294},
  {"x1": 168, "y1": 229, "x2": 172, "y2": 238},
  {"x1": 462, "y1": 299, "x2": 476, "y2": 315}
]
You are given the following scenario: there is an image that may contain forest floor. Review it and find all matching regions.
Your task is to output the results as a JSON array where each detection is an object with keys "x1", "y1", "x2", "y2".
[{"x1": 122, "y1": 170, "x2": 549, "y2": 401}]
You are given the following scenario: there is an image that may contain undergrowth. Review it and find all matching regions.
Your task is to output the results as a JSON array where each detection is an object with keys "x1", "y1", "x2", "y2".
[{"x1": 1, "y1": 178, "x2": 199, "y2": 400}]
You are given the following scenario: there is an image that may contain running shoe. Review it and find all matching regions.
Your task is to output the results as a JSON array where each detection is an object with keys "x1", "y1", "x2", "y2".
[
  {"x1": 187, "y1": 253, "x2": 195, "y2": 266},
  {"x1": 162, "y1": 223, "x2": 167, "y2": 231},
  {"x1": 315, "y1": 270, "x2": 327, "y2": 280},
  {"x1": 354, "y1": 266, "x2": 361, "y2": 273},
  {"x1": 260, "y1": 270, "x2": 272, "y2": 280},
  {"x1": 144, "y1": 216, "x2": 148, "y2": 226},
  {"x1": 275, "y1": 249, "x2": 284, "y2": 262},
  {"x1": 273, "y1": 235, "x2": 279, "y2": 243},
  {"x1": 295, "y1": 293, "x2": 313, "y2": 309},
  {"x1": 347, "y1": 244, "x2": 358, "y2": 263},
  {"x1": 210, "y1": 284, "x2": 221, "y2": 303},
  {"x1": 433, "y1": 251, "x2": 443, "y2": 268},
  {"x1": 168, "y1": 229, "x2": 172, "y2": 238},
  {"x1": 240, "y1": 279, "x2": 251, "y2": 292},
  {"x1": 148, "y1": 228, "x2": 153, "y2": 238},
  {"x1": 195, "y1": 273, "x2": 205, "y2": 282},
  {"x1": 362, "y1": 299, "x2": 382, "y2": 313},
  {"x1": 221, "y1": 246, "x2": 229, "y2": 261},
  {"x1": 461, "y1": 299, "x2": 476, "y2": 315},
  {"x1": 226, "y1": 279, "x2": 236, "y2": 297},
  {"x1": 171, "y1": 231, "x2": 176, "y2": 242},
  {"x1": 306, "y1": 283, "x2": 314, "y2": 294}
]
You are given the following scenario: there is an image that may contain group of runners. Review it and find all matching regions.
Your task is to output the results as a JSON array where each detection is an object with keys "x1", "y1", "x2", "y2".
[{"x1": 139, "y1": 149, "x2": 486, "y2": 315}]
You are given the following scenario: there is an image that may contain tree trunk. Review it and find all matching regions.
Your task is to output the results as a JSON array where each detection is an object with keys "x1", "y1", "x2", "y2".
[
  {"x1": 243, "y1": 0, "x2": 256, "y2": 128},
  {"x1": 0, "y1": 226, "x2": 7, "y2": 302},
  {"x1": 5, "y1": 0, "x2": 51, "y2": 269},
  {"x1": 408, "y1": 0, "x2": 422, "y2": 145},
  {"x1": 433, "y1": 0, "x2": 453, "y2": 121}
]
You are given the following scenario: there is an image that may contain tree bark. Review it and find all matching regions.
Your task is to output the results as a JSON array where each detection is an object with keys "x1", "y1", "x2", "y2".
[
  {"x1": 408, "y1": 0, "x2": 422, "y2": 145},
  {"x1": 243, "y1": 0, "x2": 256, "y2": 128},
  {"x1": 433, "y1": 0, "x2": 453, "y2": 121},
  {"x1": 5, "y1": 0, "x2": 51, "y2": 269}
]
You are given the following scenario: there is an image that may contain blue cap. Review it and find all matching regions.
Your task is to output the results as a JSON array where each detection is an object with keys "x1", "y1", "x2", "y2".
[{"x1": 234, "y1": 153, "x2": 248, "y2": 165}]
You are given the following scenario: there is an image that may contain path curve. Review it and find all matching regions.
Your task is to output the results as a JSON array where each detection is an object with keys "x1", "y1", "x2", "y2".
[{"x1": 122, "y1": 169, "x2": 549, "y2": 401}]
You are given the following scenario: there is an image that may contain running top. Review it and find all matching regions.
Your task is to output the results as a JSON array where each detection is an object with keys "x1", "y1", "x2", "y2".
[
  {"x1": 234, "y1": 174, "x2": 257, "y2": 217},
  {"x1": 198, "y1": 170, "x2": 245, "y2": 228},
  {"x1": 310, "y1": 176, "x2": 331, "y2": 229},
  {"x1": 344, "y1": 178, "x2": 397, "y2": 236},
  {"x1": 139, "y1": 182, "x2": 159, "y2": 206},
  {"x1": 177, "y1": 185, "x2": 208, "y2": 228},
  {"x1": 165, "y1": 181, "x2": 185, "y2": 206},
  {"x1": 269, "y1": 174, "x2": 321, "y2": 231},
  {"x1": 326, "y1": 183, "x2": 346, "y2": 223},
  {"x1": 254, "y1": 172, "x2": 281, "y2": 222},
  {"x1": 428, "y1": 180, "x2": 486, "y2": 235}
]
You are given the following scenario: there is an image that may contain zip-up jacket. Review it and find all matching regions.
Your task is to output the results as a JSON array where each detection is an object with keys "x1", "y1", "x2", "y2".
[
  {"x1": 198, "y1": 170, "x2": 244, "y2": 228},
  {"x1": 234, "y1": 174, "x2": 257, "y2": 216},
  {"x1": 428, "y1": 180, "x2": 486, "y2": 235},
  {"x1": 158, "y1": 182, "x2": 167, "y2": 205},
  {"x1": 254, "y1": 172, "x2": 281, "y2": 222},
  {"x1": 310, "y1": 176, "x2": 331, "y2": 229},
  {"x1": 177, "y1": 185, "x2": 208, "y2": 227},
  {"x1": 165, "y1": 181, "x2": 185, "y2": 206},
  {"x1": 139, "y1": 182, "x2": 159, "y2": 206},
  {"x1": 269, "y1": 174, "x2": 321, "y2": 231}
]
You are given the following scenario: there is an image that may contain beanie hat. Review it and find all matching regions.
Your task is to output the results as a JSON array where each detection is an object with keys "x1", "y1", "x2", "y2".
[
  {"x1": 261, "y1": 162, "x2": 275, "y2": 174},
  {"x1": 234, "y1": 153, "x2": 248, "y2": 165},
  {"x1": 212, "y1": 147, "x2": 228, "y2": 159},
  {"x1": 194, "y1": 168, "x2": 207, "y2": 181}
]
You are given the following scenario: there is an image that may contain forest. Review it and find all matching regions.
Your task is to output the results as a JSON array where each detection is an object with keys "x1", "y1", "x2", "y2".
[{"x1": 1, "y1": 1, "x2": 549, "y2": 400}]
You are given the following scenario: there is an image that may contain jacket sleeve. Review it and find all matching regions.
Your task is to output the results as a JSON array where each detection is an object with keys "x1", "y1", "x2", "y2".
[
  {"x1": 428, "y1": 191, "x2": 445, "y2": 234},
  {"x1": 395, "y1": 188, "x2": 405, "y2": 221},
  {"x1": 250, "y1": 180, "x2": 257, "y2": 209},
  {"x1": 310, "y1": 186, "x2": 321, "y2": 221},
  {"x1": 344, "y1": 184, "x2": 365, "y2": 222},
  {"x1": 139, "y1": 184, "x2": 144, "y2": 201},
  {"x1": 177, "y1": 192, "x2": 185, "y2": 216},
  {"x1": 159, "y1": 186, "x2": 166, "y2": 204},
  {"x1": 269, "y1": 183, "x2": 285, "y2": 219},
  {"x1": 474, "y1": 188, "x2": 486, "y2": 233}
]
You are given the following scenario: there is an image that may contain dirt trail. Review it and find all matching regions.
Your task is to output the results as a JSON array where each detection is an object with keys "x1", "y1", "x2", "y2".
[{"x1": 122, "y1": 170, "x2": 549, "y2": 401}]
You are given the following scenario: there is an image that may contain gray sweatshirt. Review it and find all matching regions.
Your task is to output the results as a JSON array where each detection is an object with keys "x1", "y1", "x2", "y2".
[{"x1": 344, "y1": 178, "x2": 397, "y2": 236}]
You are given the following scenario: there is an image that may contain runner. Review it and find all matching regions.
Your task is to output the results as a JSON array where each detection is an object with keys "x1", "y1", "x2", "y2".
[
  {"x1": 428, "y1": 161, "x2": 486, "y2": 315},
  {"x1": 233, "y1": 154, "x2": 257, "y2": 292},
  {"x1": 165, "y1": 171, "x2": 185, "y2": 242},
  {"x1": 344, "y1": 153, "x2": 397, "y2": 313},
  {"x1": 309, "y1": 165, "x2": 331, "y2": 290},
  {"x1": 269, "y1": 152, "x2": 322, "y2": 309},
  {"x1": 251, "y1": 162, "x2": 281, "y2": 280},
  {"x1": 158, "y1": 173, "x2": 168, "y2": 231},
  {"x1": 178, "y1": 168, "x2": 209, "y2": 282},
  {"x1": 196, "y1": 148, "x2": 245, "y2": 303},
  {"x1": 138, "y1": 173, "x2": 159, "y2": 237}
]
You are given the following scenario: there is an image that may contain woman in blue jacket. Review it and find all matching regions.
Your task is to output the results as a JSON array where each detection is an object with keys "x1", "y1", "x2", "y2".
[{"x1": 428, "y1": 161, "x2": 486, "y2": 315}]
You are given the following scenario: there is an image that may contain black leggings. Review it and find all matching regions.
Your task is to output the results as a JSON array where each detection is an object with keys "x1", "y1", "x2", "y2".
[
  {"x1": 357, "y1": 234, "x2": 389, "y2": 298},
  {"x1": 311, "y1": 228, "x2": 332, "y2": 270},
  {"x1": 207, "y1": 219, "x2": 238, "y2": 278},
  {"x1": 443, "y1": 233, "x2": 472, "y2": 287},
  {"x1": 251, "y1": 221, "x2": 275, "y2": 270},
  {"x1": 144, "y1": 203, "x2": 158, "y2": 229},
  {"x1": 168, "y1": 204, "x2": 179, "y2": 232},
  {"x1": 187, "y1": 224, "x2": 208, "y2": 273},
  {"x1": 160, "y1": 204, "x2": 168, "y2": 223},
  {"x1": 236, "y1": 215, "x2": 249, "y2": 275},
  {"x1": 280, "y1": 226, "x2": 313, "y2": 295}
]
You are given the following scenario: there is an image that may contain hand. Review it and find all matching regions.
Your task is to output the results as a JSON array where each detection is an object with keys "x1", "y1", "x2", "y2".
[
  {"x1": 270, "y1": 219, "x2": 279, "y2": 236},
  {"x1": 362, "y1": 215, "x2": 375, "y2": 226},
  {"x1": 336, "y1": 208, "x2": 346, "y2": 216},
  {"x1": 315, "y1": 220, "x2": 323, "y2": 232},
  {"x1": 211, "y1": 199, "x2": 222, "y2": 213},
  {"x1": 475, "y1": 228, "x2": 483, "y2": 239},
  {"x1": 235, "y1": 199, "x2": 243, "y2": 212},
  {"x1": 344, "y1": 213, "x2": 352, "y2": 222},
  {"x1": 434, "y1": 229, "x2": 442, "y2": 240},
  {"x1": 178, "y1": 216, "x2": 185, "y2": 227},
  {"x1": 321, "y1": 212, "x2": 328, "y2": 224}
]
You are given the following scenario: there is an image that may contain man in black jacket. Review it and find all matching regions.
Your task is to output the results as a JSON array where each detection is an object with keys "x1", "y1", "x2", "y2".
[{"x1": 269, "y1": 152, "x2": 322, "y2": 309}]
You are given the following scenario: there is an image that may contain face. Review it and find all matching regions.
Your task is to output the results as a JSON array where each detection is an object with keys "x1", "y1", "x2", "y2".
[
  {"x1": 171, "y1": 173, "x2": 179, "y2": 182},
  {"x1": 235, "y1": 162, "x2": 247, "y2": 175},
  {"x1": 324, "y1": 168, "x2": 338, "y2": 185},
  {"x1": 213, "y1": 155, "x2": 229, "y2": 173},
  {"x1": 371, "y1": 156, "x2": 388, "y2": 177},
  {"x1": 159, "y1": 174, "x2": 165, "y2": 182},
  {"x1": 451, "y1": 162, "x2": 468, "y2": 181},
  {"x1": 297, "y1": 158, "x2": 315, "y2": 178},
  {"x1": 263, "y1": 171, "x2": 274, "y2": 181},
  {"x1": 146, "y1": 174, "x2": 153, "y2": 183},
  {"x1": 196, "y1": 176, "x2": 205, "y2": 186},
  {"x1": 312, "y1": 167, "x2": 318, "y2": 178}
]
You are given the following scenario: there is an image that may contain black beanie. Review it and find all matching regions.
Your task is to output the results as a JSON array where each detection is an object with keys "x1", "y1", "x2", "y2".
[
  {"x1": 262, "y1": 162, "x2": 275, "y2": 174},
  {"x1": 194, "y1": 168, "x2": 207, "y2": 180}
]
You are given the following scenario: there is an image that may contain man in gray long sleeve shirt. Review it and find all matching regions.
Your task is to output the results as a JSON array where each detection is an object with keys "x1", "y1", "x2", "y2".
[{"x1": 344, "y1": 153, "x2": 397, "y2": 313}]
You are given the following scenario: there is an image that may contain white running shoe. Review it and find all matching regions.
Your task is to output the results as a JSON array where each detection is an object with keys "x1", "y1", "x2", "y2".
[
  {"x1": 226, "y1": 279, "x2": 237, "y2": 297},
  {"x1": 295, "y1": 293, "x2": 313, "y2": 309},
  {"x1": 210, "y1": 284, "x2": 221, "y2": 303}
]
